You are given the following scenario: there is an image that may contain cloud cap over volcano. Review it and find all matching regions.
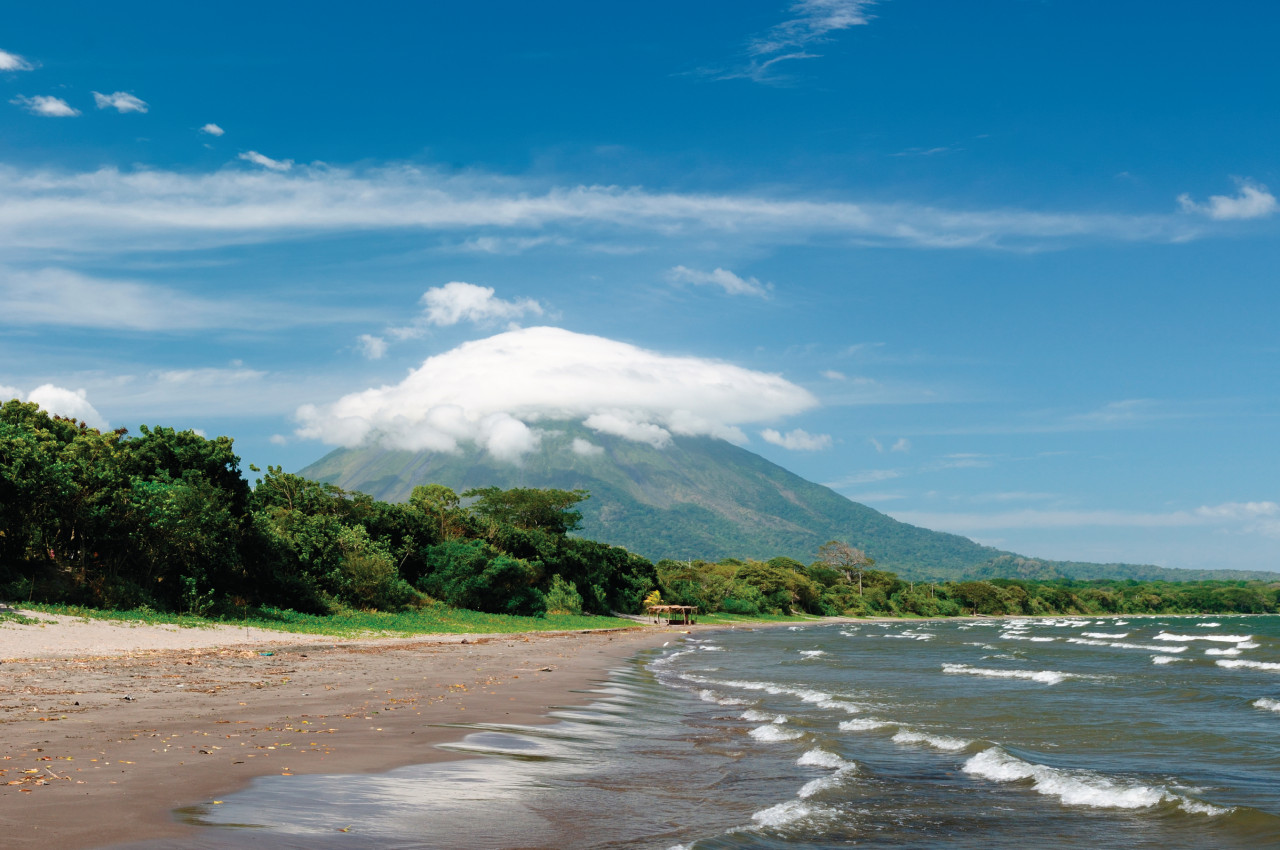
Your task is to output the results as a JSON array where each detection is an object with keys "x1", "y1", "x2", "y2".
[{"x1": 295, "y1": 326, "x2": 818, "y2": 460}]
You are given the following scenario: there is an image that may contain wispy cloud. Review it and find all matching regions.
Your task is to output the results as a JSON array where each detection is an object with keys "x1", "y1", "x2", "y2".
[
  {"x1": 891, "y1": 501, "x2": 1280, "y2": 538},
  {"x1": 722, "y1": 0, "x2": 878, "y2": 82},
  {"x1": 11, "y1": 94, "x2": 79, "y2": 117},
  {"x1": 667, "y1": 265, "x2": 770, "y2": 297},
  {"x1": 761, "y1": 427, "x2": 832, "y2": 450},
  {"x1": 93, "y1": 91, "x2": 148, "y2": 113},
  {"x1": 1178, "y1": 178, "x2": 1277, "y2": 221},
  {"x1": 356, "y1": 334, "x2": 388, "y2": 360},
  {"x1": 199, "y1": 123, "x2": 225, "y2": 137},
  {"x1": 0, "y1": 161, "x2": 1213, "y2": 258},
  {"x1": 0, "y1": 49, "x2": 35, "y2": 71},
  {"x1": 0, "y1": 266, "x2": 366, "y2": 331},
  {"x1": 238, "y1": 150, "x2": 293, "y2": 171}
]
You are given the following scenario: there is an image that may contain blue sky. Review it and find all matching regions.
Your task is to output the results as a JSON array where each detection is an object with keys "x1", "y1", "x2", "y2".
[{"x1": 2, "y1": 1, "x2": 1278, "y2": 571}]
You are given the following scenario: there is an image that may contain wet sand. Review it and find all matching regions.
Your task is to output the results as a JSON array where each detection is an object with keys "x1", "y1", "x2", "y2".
[{"x1": 0, "y1": 614, "x2": 678, "y2": 849}]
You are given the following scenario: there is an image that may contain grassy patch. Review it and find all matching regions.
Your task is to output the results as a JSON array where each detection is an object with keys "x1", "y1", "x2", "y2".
[
  {"x1": 17, "y1": 602, "x2": 640, "y2": 638},
  {"x1": 0, "y1": 609, "x2": 45, "y2": 625}
]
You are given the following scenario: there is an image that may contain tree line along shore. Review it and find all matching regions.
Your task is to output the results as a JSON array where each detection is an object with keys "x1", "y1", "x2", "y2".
[{"x1": 3, "y1": 399, "x2": 1278, "y2": 630}]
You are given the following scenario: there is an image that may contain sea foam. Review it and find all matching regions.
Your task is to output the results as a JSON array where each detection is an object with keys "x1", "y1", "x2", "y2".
[
  {"x1": 1254, "y1": 698, "x2": 1280, "y2": 713},
  {"x1": 963, "y1": 748, "x2": 1230, "y2": 815},
  {"x1": 749, "y1": 799, "x2": 827, "y2": 829},
  {"x1": 796, "y1": 748, "x2": 857, "y2": 798},
  {"x1": 1069, "y1": 637, "x2": 1185, "y2": 653},
  {"x1": 750, "y1": 724, "x2": 803, "y2": 742},
  {"x1": 1217, "y1": 659, "x2": 1280, "y2": 672},
  {"x1": 1156, "y1": 632, "x2": 1252, "y2": 643},
  {"x1": 839, "y1": 717, "x2": 893, "y2": 731},
  {"x1": 942, "y1": 663, "x2": 1073, "y2": 685},
  {"x1": 892, "y1": 729, "x2": 971, "y2": 752}
]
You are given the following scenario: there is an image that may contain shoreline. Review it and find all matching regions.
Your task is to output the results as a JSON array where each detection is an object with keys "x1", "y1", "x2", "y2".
[
  {"x1": 0, "y1": 616, "x2": 681, "y2": 849},
  {"x1": 1, "y1": 609, "x2": 1240, "y2": 848}
]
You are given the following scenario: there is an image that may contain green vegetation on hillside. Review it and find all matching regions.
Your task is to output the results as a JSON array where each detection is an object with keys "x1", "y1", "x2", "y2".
[
  {"x1": 4, "y1": 402, "x2": 1275, "y2": 629},
  {"x1": 0, "y1": 400, "x2": 654, "y2": 619},
  {"x1": 654, "y1": 555, "x2": 1280, "y2": 618},
  {"x1": 300, "y1": 424, "x2": 1280, "y2": 584}
]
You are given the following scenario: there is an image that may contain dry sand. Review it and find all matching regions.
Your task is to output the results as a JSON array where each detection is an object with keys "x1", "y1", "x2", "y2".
[{"x1": 0, "y1": 609, "x2": 680, "y2": 849}]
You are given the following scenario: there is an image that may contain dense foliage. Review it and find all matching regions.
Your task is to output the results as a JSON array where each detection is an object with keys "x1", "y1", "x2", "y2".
[
  {"x1": 0, "y1": 401, "x2": 655, "y2": 617},
  {"x1": 4, "y1": 402, "x2": 1275, "y2": 623},
  {"x1": 651, "y1": 555, "x2": 1280, "y2": 618}
]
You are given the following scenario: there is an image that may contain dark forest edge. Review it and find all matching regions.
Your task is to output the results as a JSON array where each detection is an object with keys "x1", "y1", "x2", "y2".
[{"x1": 3, "y1": 401, "x2": 1278, "y2": 632}]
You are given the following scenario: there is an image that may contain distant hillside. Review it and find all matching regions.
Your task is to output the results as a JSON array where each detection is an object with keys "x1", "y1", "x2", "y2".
[
  {"x1": 965, "y1": 554, "x2": 1280, "y2": 584},
  {"x1": 298, "y1": 424, "x2": 1280, "y2": 583}
]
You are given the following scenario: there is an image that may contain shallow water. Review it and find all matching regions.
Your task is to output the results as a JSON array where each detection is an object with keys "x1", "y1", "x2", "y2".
[{"x1": 128, "y1": 615, "x2": 1280, "y2": 849}]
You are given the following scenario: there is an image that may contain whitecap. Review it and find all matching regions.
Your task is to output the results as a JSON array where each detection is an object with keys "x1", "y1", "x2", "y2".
[
  {"x1": 892, "y1": 729, "x2": 971, "y2": 752},
  {"x1": 1069, "y1": 637, "x2": 1186, "y2": 653},
  {"x1": 963, "y1": 748, "x2": 1230, "y2": 815},
  {"x1": 750, "y1": 724, "x2": 803, "y2": 742},
  {"x1": 1217, "y1": 659, "x2": 1280, "y2": 672},
  {"x1": 1205, "y1": 648, "x2": 1241, "y2": 657},
  {"x1": 750, "y1": 799, "x2": 823, "y2": 828},
  {"x1": 816, "y1": 699, "x2": 862, "y2": 714},
  {"x1": 741, "y1": 709, "x2": 785, "y2": 723},
  {"x1": 797, "y1": 747, "x2": 856, "y2": 770},
  {"x1": 1197, "y1": 622, "x2": 1222, "y2": 628},
  {"x1": 839, "y1": 718, "x2": 893, "y2": 731},
  {"x1": 1115, "y1": 619, "x2": 1130, "y2": 624},
  {"x1": 1156, "y1": 632, "x2": 1252, "y2": 643},
  {"x1": 1238, "y1": 641, "x2": 1260, "y2": 649},
  {"x1": 1082, "y1": 632, "x2": 1130, "y2": 639},
  {"x1": 1003, "y1": 635, "x2": 1056, "y2": 643},
  {"x1": 942, "y1": 663, "x2": 1074, "y2": 685},
  {"x1": 1253, "y1": 698, "x2": 1280, "y2": 713},
  {"x1": 1152, "y1": 656, "x2": 1183, "y2": 664},
  {"x1": 799, "y1": 650, "x2": 826, "y2": 657}
]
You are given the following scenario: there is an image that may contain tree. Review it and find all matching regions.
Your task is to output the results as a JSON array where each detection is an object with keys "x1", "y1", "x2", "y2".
[
  {"x1": 409, "y1": 484, "x2": 462, "y2": 539},
  {"x1": 463, "y1": 486, "x2": 589, "y2": 535},
  {"x1": 816, "y1": 540, "x2": 874, "y2": 595}
]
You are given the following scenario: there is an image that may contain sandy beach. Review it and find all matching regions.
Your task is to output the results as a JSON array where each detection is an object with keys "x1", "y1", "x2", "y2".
[{"x1": 0, "y1": 611, "x2": 679, "y2": 849}]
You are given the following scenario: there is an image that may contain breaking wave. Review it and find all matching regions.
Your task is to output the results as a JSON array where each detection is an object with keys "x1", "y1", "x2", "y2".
[
  {"x1": 892, "y1": 729, "x2": 972, "y2": 752},
  {"x1": 963, "y1": 748, "x2": 1231, "y2": 816},
  {"x1": 942, "y1": 663, "x2": 1075, "y2": 685},
  {"x1": 1217, "y1": 659, "x2": 1280, "y2": 672}
]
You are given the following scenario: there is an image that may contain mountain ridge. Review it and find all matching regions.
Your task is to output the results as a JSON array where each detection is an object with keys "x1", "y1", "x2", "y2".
[{"x1": 298, "y1": 424, "x2": 1280, "y2": 583}]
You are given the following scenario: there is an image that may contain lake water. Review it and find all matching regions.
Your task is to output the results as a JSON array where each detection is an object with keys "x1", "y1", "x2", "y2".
[{"x1": 142, "y1": 615, "x2": 1280, "y2": 849}]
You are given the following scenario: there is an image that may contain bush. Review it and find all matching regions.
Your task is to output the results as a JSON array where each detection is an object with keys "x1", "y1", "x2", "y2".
[{"x1": 545, "y1": 575, "x2": 584, "y2": 615}]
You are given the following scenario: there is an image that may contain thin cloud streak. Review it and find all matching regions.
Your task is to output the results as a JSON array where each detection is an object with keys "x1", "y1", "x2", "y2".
[
  {"x1": 891, "y1": 502, "x2": 1280, "y2": 538},
  {"x1": 0, "y1": 163, "x2": 1204, "y2": 257}
]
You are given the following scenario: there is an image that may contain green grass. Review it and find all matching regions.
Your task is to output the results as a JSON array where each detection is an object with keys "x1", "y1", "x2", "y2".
[
  {"x1": 0, "y1": 609, "x2": 46, "y2": 625},
  {"x1": 16, "y1": 601, "x2": 640, "y2": 638}
]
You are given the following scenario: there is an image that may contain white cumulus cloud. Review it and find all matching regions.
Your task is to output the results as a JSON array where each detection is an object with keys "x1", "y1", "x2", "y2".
[
  {"x1": 295, "y1": 326, "x2": 818, "y2": 461},
  {"x1": 1178, "y1": 179, "x2": 1277, "y2": 221},
  {"x1": 93, "y1": 91, "x2": 148, "y2": 113},
  {"x1": 761, "y1": 427, "x2": 832, "y2": 450},
  {"x1": 667, "y1": 265, "x2": 770, "y2": 297},
  {"x1": 356, "y1": 334, "x2": 388, "y2": 359},
  {"x1": 238, "y1": 150, "x2": 293, "y2": 171},
  {"x1": 11, "y1": 95, "x2": 79, "y2": 117},
  {"x1": 571, "y1": 437, "x2": 605, "y2": 457},
  {"x1": 419, "y1": 281, "x2": 544, "y2": 327},
  {"x1": 199, "y1": 123, "x2": 225, "y2": 136},
  {"x1": 0, "y1": 49, "x2": 34, "y2": 71},
  {"x1": 22, "y1": 384, "x2": 109, "y2": 429}
]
